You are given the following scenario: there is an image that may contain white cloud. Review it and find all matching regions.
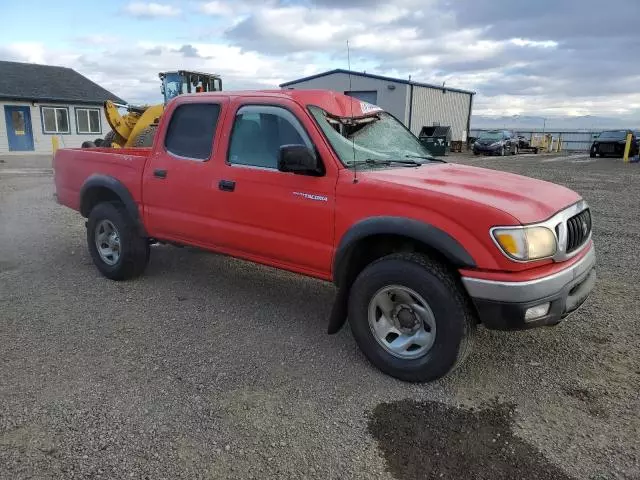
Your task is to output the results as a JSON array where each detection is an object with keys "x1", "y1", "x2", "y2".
[
  {"x1": 198, "y1": 1, "x2": 235, "y2": 16},
  {"x1": 124, "y1": 2, "x2": 181, "y2": 18},
  {"x1": 510, "y1": 38, "x2": 558, "y2": 49},
  {"x1": 0, "y1": 43, "x2": 47, "y2": 64}
]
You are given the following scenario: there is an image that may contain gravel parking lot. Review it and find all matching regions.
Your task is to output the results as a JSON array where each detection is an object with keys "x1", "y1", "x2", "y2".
[{"x1": 1, "y1": 152, "x2": 639, "y2": 479}]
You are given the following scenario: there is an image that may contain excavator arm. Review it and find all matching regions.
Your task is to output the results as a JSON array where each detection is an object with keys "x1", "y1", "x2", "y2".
[{"x1": 103, "y1": 101, "x2": 163, "y2": 148}]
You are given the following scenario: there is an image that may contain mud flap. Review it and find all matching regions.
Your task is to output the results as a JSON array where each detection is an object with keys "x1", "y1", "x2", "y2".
[{"x1": 327, "y1": 286, "x2": 349, "y2": 334}]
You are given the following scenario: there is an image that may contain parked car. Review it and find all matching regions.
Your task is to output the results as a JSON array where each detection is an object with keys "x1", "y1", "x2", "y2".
[
  {"x1": 590, "y1": 130, "x2": 639, "y2": 158},
  {"x1": 515, "y1": 134, "x2": 541, "y2": 154},
  {"x1": 53, "y1": 90, "x2": 596, "y2": 383},
  {"x1": 517, "y1": 135, "x2": 530, "y2": 149},
  {"x1": 473, "y1": 130, "x2": 518, "y2": 156}
]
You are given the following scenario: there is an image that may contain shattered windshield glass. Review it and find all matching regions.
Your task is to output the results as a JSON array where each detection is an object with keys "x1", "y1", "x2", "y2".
[{"x1": 308, "y1": 106, "x2": 433, "y2": 167}]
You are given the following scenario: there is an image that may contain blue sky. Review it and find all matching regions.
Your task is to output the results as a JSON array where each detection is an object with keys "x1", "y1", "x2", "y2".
[{"x1": 1, "y1": 0, "x2": 639, "y2": 125}]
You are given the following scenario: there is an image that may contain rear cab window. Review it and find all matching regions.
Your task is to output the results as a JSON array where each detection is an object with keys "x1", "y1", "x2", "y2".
[{"x1": 164, "y1": 103, "x2": 221, "y2": 160}]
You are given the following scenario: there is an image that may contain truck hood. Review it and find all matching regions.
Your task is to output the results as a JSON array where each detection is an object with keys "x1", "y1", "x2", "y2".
[{"x1": 363, "y1": 163, "x2": 581, "y2": 224}]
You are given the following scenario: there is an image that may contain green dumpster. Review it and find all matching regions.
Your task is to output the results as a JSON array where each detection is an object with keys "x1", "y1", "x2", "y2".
[{"x1": 418, "y1": 126, "x2": 452, "y2": 156}]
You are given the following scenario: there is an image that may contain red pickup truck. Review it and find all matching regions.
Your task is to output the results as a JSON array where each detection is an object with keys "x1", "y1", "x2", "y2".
[{"x1": 53, "y1": 90, "x2": 596, "y2": 382}]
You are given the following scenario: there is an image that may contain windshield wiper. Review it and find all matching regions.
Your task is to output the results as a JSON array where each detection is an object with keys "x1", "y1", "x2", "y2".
[
  {"x1": 350, "y1": 158, "x2": 423, "y2": 167},
  {"x1": 404, "y1": 154, "x2": 447, "y2": 163}
]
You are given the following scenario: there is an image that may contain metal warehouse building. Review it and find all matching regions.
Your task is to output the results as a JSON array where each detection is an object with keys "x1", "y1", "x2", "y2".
[{"x1": 280, "y1": 69, "x2": 475, "y2": 142}]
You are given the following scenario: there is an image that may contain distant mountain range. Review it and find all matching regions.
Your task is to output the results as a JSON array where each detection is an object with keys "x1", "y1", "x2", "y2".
[{"x1": 471, "y1": 115, "x2": 640, "y2": 131}]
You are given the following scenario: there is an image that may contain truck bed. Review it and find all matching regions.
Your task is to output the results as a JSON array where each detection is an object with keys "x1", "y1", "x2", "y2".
[{"x1": 54, "y1": 147, "x2": 150, "y2": 213}]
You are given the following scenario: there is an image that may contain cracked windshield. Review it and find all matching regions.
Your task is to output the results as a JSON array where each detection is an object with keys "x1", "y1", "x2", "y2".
[{"x1": 309, "y1": 106, "x2": 433, "y2": 166}]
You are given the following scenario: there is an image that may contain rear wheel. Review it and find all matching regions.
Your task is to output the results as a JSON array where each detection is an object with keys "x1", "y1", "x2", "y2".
[
  {"x1": 500, "y1": 146, "x2": 506, "y2": 156},
  {"x1": 81, "y1": 141, "x2": 96, "y2": 148},
  {"x1": 132, "y1": 125, "x2": 157, "y2": 148},
  {"x1": 87, "y1": 202, "x2": 150, "y2": 280},
  {"x1": 348, "y1": 253, "x2": 476, "y2": 382},
  {"x1": 512, "y1": 145, "x2": 518, "y2": 155}
]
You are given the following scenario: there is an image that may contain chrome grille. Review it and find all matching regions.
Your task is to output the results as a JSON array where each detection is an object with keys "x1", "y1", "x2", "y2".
[{"x1": 565, "y1": 209, "x2": 591, "y2": 253}]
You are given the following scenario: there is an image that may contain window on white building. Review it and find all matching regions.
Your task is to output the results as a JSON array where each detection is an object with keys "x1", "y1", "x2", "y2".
[
  {"x1": 75, "y1": 108, "x2": 101, "y2": 134},
  {"x1": 41, "y1": 107, "x2": 70, "y2": 134}
]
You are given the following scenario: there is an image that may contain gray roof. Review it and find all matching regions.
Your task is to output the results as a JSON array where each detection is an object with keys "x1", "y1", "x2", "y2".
[
  {"x1": 280, "y1": 69, "x2": 475, "y2": 95},
  {"x1": 0, "y1": 61, "x2": 125, "y2": 104}
]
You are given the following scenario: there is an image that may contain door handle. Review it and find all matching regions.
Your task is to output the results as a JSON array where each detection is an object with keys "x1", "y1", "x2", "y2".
[
  {"x1": 219, "y1": 179, "x2": 235, "y2": 192},
  {"x1": 154, "y1": 169, "x2": 167, "y2": 179}
]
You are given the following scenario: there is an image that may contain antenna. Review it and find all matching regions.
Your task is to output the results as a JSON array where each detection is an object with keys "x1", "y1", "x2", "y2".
[{"x1": 347, "y1": 40, "x2": 358, "y2": 184}]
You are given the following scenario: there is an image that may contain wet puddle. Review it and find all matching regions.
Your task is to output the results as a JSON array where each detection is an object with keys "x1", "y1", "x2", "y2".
[{"x1": 368, "y1": 400, "x2": 575, "y2": 480}]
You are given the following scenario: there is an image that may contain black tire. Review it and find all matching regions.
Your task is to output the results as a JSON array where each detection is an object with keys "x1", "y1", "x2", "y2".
[
  {"x1": 102, "y1": 130, "x2": 117, "y2": 148},
  {"x1": 500, "y1": 146, "x2": 506, "y2": 156},
  {"x1": 348, "y1": 253, "x2": 477, "y2": 382},
  {"x1": 81, "y1": 141, "x2": 96, "y2": 148},
  {"x1": 94, "y1": 138, "x2": 104, "y2": 147},
  {"x1": 473, "y1": 151, "x2": 480, "y2": 156},
  {"x1": 87, "y1": 202, "x2": 150, "y2": 280},
  {"x1": 132, "y1": 125, "x2": 157, "y2": 148},
  {"x1": 512, "y1": 145, "x2": 518, "y2": 155}
]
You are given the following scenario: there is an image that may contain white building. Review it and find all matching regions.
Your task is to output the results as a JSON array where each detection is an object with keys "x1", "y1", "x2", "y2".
[
  {"x1": 0, "y1": 61, "x2": 124, "y2": 154},
  {"x1": 280, "y1": 69, "x2": 475, "y2": 142}
]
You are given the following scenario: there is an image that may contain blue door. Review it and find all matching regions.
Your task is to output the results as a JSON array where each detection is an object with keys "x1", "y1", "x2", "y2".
[{"x1": 4, "y1": 106, "x2": 34, "y2": 151}]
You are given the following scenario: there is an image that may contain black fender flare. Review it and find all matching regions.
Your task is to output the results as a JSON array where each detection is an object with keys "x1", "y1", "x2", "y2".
[
  {"x1": 80, "y1": 174, "x2": 147, "y2": 236},
  {"x1": 333, "y1": 216, "x2": 476, "y2": 286},
  {"x1": 327, "y1": 216, "x2": 476, "y2": 334}
]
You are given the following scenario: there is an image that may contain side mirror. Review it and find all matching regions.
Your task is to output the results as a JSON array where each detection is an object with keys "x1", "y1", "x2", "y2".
[{"x1": 278, "y1": 145, "x2": 324, "y2": 176}]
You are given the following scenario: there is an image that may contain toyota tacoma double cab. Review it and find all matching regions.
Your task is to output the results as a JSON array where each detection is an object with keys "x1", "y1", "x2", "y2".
[{"x1": 53, "y1": 90, "x2": 596, "y2": 382}]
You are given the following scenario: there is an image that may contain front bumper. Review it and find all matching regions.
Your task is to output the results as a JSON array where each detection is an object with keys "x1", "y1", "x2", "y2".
[
  {"x1": 473, "y1": 144, "x2": 502, "y2": 154},
  {"x1": 461, "y1": 245, "x2": 596, "y2": 330}
]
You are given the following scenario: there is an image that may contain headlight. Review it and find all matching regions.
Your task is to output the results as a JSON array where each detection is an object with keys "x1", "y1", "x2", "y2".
[
  {"x1": 490, "y1": 141, "x2": 501, "y2": 147},
  {"x1": 492, "y1": 226, "x2": 557, "y2": 261}
]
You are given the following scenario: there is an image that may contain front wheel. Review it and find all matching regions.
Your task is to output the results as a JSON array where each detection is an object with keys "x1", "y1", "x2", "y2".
[
  {"x1": 87, "y1": 202, "x2": 150, "y2": 280},
  {"x1": 348, "y1": 253, "x2": 476, "y2": 382},
  {"x1": 500, "y1": 146, "x2": 506, "y2": 156},
  {"x1": 512, "y1": 145, "x2": 518, "y2": 155}
]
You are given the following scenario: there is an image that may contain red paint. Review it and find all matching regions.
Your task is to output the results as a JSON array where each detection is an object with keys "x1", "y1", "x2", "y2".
[{"x1": 53, "y1": 90, "x2": 586, "y2": 282}]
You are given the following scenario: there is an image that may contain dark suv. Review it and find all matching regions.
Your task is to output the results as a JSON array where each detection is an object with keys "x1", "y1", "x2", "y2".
[
  {"x1": 590, "y1": 130, "x2": 638, "y2": 158},
  {"x1": 473, "y1": 130, "x2": 518, "y2": 156}
]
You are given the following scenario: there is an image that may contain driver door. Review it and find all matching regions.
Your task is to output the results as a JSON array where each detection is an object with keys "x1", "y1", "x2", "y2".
[{"x1": 211, "y1": 98, "x2": 337, "y2": 277}]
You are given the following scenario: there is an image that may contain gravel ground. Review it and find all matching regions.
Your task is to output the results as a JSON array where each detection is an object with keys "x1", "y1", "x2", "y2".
[{"x1": 1, "y1": 152, "x2": 639, "y2": 479}]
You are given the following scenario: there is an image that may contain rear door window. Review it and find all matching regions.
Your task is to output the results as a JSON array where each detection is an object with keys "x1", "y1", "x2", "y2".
[{"x1": 164, "y1": 103, "x2": 220, "y2": 160}]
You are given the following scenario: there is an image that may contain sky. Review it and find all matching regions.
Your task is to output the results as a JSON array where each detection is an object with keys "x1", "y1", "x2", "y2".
[{"x1": 1, "y1": 0, "x2": 639, "y2": 125}]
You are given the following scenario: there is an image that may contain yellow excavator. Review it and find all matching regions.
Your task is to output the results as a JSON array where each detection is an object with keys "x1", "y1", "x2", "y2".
[{"x1": 96, "y1": 70, "x2": 222, "y2": 148}]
